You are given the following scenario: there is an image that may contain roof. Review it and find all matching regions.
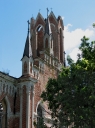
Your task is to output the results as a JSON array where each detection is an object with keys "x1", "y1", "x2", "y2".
[
  {"x1": 23, "y1": 30, "x2": 32, "y2": 58},
  {"x1": 45, "y1": 11, "x2": 52, "y2": 35}
]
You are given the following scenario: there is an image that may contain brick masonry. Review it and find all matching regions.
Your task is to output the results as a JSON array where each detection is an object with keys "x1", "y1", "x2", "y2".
[{"x1": 0, "y1": 11, "x2": 64, "y2": 128}]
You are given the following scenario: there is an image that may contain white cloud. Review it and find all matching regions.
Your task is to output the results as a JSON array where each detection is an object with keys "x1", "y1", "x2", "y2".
[
  {"x1": 64, "y1": 24, "x2": 95, "y2": 62},
  {"x1": 69, "y1": 48, "x2": 81, "y2": 62}
]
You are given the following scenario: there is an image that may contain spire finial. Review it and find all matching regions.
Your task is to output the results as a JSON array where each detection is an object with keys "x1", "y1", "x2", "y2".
[
  {"x1": 51, "y1": 8, "x2": 52, "y2": 11},
  {"x1": 47, "y1": 8, "x2": 49, "y2": 17},
  {"x1": 27, "y1": 20, "x2": 30, "y2": 33},
  {"x1": 39, "y1": 9, "x2": 41, "y2": 13},
  {"x1": 22, "y1": 20, "x2": 32, "y2": 59}
]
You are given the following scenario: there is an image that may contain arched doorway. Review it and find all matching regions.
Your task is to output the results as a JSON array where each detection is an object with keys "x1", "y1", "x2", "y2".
[
  {"x1": 0, "y1": 99, "x2": 7, "y2": 128},
  {"x1": 37, "y1": 104, "x2": 43, "y2": 128}
]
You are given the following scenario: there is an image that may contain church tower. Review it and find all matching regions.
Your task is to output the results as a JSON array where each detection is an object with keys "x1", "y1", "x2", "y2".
[
  {"x1": 23, "y1": 9, "x2": 64, "y2": 127},
  {"x1": 20, "y1": 10, "x2": 65, "y2": 128},
  {"x1": 0, "y1": 9, "x2": 64, "y2": 128},
  {"x1": 30, "y1": 10, "x2": 64, "y2": 69}
]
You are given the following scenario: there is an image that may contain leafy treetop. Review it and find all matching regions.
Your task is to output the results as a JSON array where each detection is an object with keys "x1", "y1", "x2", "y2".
[{"x1": 41, "y1": 36, "x2": 95, "y2": 128}]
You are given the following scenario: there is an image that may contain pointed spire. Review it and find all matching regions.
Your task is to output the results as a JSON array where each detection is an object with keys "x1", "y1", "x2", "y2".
[
  {"x1": 45, "y1": 8, "x2": 51, "y2": 35},
  {"x1": 23, "y1": 20, "x2": 32, "y2": 58}
]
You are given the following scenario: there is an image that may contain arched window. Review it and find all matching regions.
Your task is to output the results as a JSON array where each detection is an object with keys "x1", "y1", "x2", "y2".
[
  {"x1": 3, "y1": 84, "x2": 5, "y2": 92},
  {"x1": 45, "y1": 38, "x2": 48, "y2": 48},
  {"x1": 0, "y1": 99, "x2": 7, "y2": 128},
  {"x1": 37, "y1": 104, "x2": 42, "y2": 117},
  {"x1": 51, "y1": 40, "x2": 52, "y2": 48},
  {"x1": 37, "y1": 104, "x2": 43, "y2": 128},
  {"x1": 12, "y1": 87, "x2": 14, "y2": 95},
  {"x1": 30, "y1": 63, "x2": 32, "y2": 73},
  {"x1": 10, "y1": 86, "x2": 11, "y2": 94},
  {"x1": 36, "y1": 25, "x2": 44, "y2": 56},
  {"x1": 24, "y1": 61, "x2": 27, "y2": 73},
  {"x1": 6, "y1": 85, "x2": 8, "y2": 93},
  {"x1": 34, "y1": 72, "x2": 35, "y2": 77}
]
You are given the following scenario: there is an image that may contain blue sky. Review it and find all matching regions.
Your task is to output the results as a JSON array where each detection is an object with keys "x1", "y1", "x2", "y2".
[{"x1": 0, "y1": 0, "x2": 95, "y2": 77}]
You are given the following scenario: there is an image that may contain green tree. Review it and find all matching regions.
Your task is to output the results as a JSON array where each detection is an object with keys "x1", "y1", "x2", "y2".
[
  {"x1": 34, "y1": 118, "x2": 47, "y2": 128},
  {"x1": 41, "y1": 36, "x2": 95, "y2": 128},
  {"x1": 93, "y1": 23, "x2": 95, "y2": 28}
]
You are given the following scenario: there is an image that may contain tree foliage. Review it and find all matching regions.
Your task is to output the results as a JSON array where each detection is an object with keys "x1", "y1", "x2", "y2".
[
  {"x1": 93, "y1": 23, "x2": 95, "y2": 28},
  {"x1": 41, "y1": 36, "x2": 95, "y2": 128},
  {"x1": 34, "y1": 118, "x2": 47, "y2": 128}
]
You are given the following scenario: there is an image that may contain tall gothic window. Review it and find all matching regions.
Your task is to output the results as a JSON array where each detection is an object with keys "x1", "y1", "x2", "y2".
[
  {"x1": 51, "y1": 40, "x2": 52, "y2": 48},
  {"x1": 0, "y1": 99, "x2": 7, "y2": 128},
  {"x1": 45, "y1": 38, "x2": 48, "y2": 48},
  {"x1": 24, "y1": 61, "x2": 27, "y2": 73},
  {"x1": 30, "y1": 63, "x2": 32, "y2": 73},
  {"x1": 37, "y1": 104, "x2": 43, "y2": 128},
  {"x1": 36, "y1": 25, "x2": 44, "y2": 56}
]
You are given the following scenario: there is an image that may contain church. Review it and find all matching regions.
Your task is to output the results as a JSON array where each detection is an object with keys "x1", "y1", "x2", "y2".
[{"x1": 0, "y1": 10, "x2": 64, "y2": 128}]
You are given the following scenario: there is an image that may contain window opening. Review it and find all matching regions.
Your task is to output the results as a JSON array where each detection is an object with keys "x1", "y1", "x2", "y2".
[
  {"x1": 0, "y1": 100, "x2": 7, "y2": 128},
  {"x1": 30, "y1": 63, "x2": 32, "y2": 73},
  {"x1": 37, "y1": 104, "x2": 43, "y2": 128},
  {"x1": 36, "y1": 25, "x2": 44, "y2": 55},
  {"x1": 45, "y1": 38, "x2": 48, "y2": 48},
  {"x1": 37, "y1": 26, "x2": 43, "y2": 32},
  {"x1": 51, "y1": 40, "x2": 52, "y2": 48},
  {"x1": 24, "y1": 61, "x2": 27, "y2": 73}
]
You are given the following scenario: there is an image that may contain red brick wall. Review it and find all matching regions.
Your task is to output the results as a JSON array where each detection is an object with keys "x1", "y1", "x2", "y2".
[
  {"x1": 0, "y1": 93, "x2": 6, "y2": 101},
  {"x1": 22, "y1": 85, "x2": 27, "y2": 128},
  {"x1": 30, "y1": 88, "x2": 33, "y2": 128},
  {"x1": 8, "y1": 117, "x2": 19, "y2": 128},
  {"x1": 0, "y1": 12, "x2": 64, "y2": 128},
  {"x1": 15, "y1": 88, "x2": 20, "y2": 112},
  {"x1": 34, "y1": 64, "x2": 58, "y2": 113},
  {"x1": 34, "y1": 82, "x2": 41, "y2": 112}
]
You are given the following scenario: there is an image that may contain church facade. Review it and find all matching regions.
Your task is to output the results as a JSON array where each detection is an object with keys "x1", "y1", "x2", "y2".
[{"x1": 0, "y1": 11, "x2": 64, "y2": 128}]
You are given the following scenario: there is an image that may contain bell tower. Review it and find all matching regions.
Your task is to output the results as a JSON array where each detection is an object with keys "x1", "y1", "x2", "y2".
[
  {"x1": 30, "y1": 9, "x2": 64, "y2": 67},
  {"x1": 20, "y1": 10, "x2": 65, "y2": 128},
  {"x1": 0, "y1": 9, "x2": 65, "y2": 128}
]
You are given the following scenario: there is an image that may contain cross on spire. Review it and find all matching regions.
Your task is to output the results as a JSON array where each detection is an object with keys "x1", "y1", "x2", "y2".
[
  {"x1": 22, "y1": 20, "x2": 32, "y2": 59},
  {"x1": 39, "y1": 9, "x2": 41, "y2": 13},
  {"x1": 45, "y1": 8, "x2": 51, "y2": 35},
  {"x1": 47, "y1": 8, "x2": 49, "y2": 17},
  {"x1": 27, "y1": 20, "x2": 30, "y2": 33}
]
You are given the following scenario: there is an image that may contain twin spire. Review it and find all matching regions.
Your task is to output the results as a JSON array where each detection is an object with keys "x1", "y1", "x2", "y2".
[
  {"x1": 45, "y1": 8, "x2": 52, "y2": 35},
  {"x1": 22, "y1": 20, "x2": 32, "y2": 59}
]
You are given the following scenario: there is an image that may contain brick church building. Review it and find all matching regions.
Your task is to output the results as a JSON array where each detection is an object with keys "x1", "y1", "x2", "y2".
[{"x1": 0, "y1": 10, "x2": 64, "y2": 128}]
